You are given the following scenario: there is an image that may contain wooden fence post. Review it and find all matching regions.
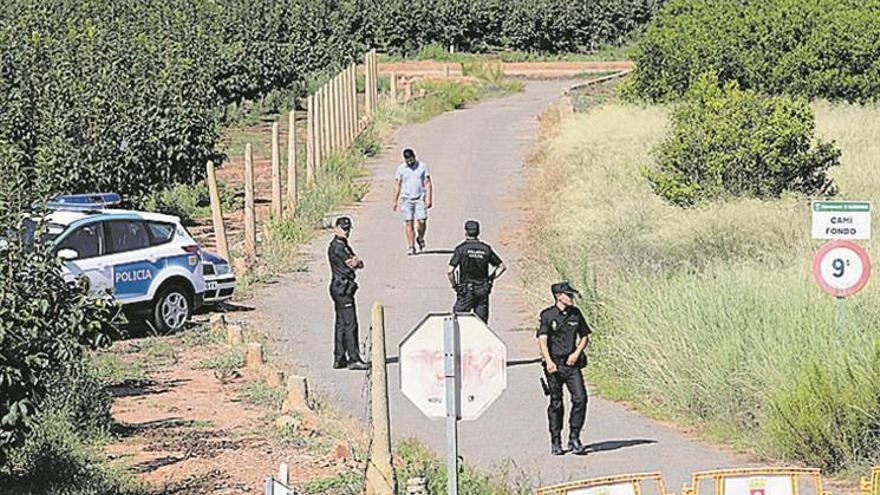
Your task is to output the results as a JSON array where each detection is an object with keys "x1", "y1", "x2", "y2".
[
  {"x1": 271, "y1": 122, "x2": 282, "y2": 217},
  {"x1": 307, "y1": 94, "x2": 316, "y2": 186},
  {"x1": 243, "y1": 144, "x2": 256, "y2": 260},
  {"x1": 333, "y1": 74, "x2": 341, "y2": 151},
  {"x1": 364, "y1": 52, "x2": 373, "y2": 117},
  {"x1": 349, "y1": 64, "x2": 357, "y2": 139},
  {"x1": 390, "y1": 71, "x2": 397, "y2": 102},
  {"x1": 286, "y1": 110, "x2": 297, "y2": 215},
  {"x1": 342, "y1": 65, "x2": 354, "y2": 148},
  {"x1": 365, "y1": 301, "x2": 395, "y2": 495},
  {"x1": 206, "y1": 160, "x2": 229, "y2": 260},
  {"x1": 321, "y1": 85, "x2": 330, "y2": 160},
  {"x1": 372, "y1": 49, "x2": 379, "y2": 108},
  {"x1": 444, "y1": 63, "x2": 450, "y2": 78}
]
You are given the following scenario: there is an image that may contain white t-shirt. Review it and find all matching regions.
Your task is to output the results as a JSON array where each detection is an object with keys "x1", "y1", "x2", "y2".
[{"x1": 395, "y1": 161, "x2": 430, "y2": 199}]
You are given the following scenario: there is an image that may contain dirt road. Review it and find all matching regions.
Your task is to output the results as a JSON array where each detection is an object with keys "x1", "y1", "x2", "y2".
[{"x1": 245, "y1": 80, "x2": 749, "y2": 489}]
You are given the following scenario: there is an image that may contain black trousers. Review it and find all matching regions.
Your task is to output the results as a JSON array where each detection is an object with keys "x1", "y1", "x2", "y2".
[
  {"x1": 545, "y1": 363, "x2": 588, "y2": 441},
  {"x1": 453, "y1": 282, "x2": 490, "y2": 323},
  {"x1": 331, "y1": 293, "x2": 360, "y2": 362}
]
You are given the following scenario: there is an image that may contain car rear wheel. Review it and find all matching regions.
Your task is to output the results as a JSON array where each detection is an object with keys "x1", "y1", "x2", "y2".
[{"x1": 152, "y1": 284, "x2": 192, "y2": 333}]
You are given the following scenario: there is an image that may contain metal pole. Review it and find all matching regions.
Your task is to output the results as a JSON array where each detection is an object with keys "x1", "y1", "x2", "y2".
[
  {"x1": 837, "y1": 296, "x2": 846, "y2": 333},
  {"x1": 443, "y1": 315, "x2": 461, "y2": 495}
]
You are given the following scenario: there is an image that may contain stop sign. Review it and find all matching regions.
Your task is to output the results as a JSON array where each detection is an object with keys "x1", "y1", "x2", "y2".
[{"x1": 399, "y1": 313, "x2": 507, "y2": 421}]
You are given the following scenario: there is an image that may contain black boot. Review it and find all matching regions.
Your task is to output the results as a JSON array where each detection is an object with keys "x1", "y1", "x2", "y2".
[
  {"x1": 333, "y1": 358, "x2": 348, "y2": 369},
  {"x1": 551, "y1": 438, "x2": 564, "y2": 456},
  {"x1": 569, "y1": 436, "x2": 587, "y2": 455},
  {"x1": 347, "y1": 360, "x2": 369, "y2": 371}
]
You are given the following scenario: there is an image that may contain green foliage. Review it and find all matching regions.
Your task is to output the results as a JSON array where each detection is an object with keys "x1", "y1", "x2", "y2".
[
  {"x1": 141, "y1": 181, "x2": 242, "y2": 224},
  {"x1": 239, "y1": 380, "x2": 283, "y2": 409},
  {"x1": 646, "y1": 75, "x2": 840, "y2": 206},
  {"x1": 197, "y1": 349, "x2": 245, "y2": 372},
  {"x1": 626, "y1": 0, "x2": 880, "y2": 102},
  {"x1": 361, "y1": 0, "x2": 658, "y2": 54},
  {"x1": 395, "y1": 439, "x2": 530, "y2": 494},
  {"x1": 415, "y1": 81, "x2": 479, "y2": 110},
  {"x1": 300, "y1": 471, "x2": 364, "y2": 494},
  {"x1": 0, "y1": 212, "x2": 115, "y2": 465},
  {"x1": 1, "y1": 0, "x2": 656, "y2": 211}
]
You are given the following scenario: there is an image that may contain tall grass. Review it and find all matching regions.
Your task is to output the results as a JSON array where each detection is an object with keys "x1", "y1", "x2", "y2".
[{"x1": 525, "y1": 100, "x2": 880, "y2": 473}]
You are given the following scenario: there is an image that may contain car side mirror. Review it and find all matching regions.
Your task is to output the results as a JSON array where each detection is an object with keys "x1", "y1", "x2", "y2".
[{"x1": 57, "y1": 248, "x2": 80, "y2": 261}]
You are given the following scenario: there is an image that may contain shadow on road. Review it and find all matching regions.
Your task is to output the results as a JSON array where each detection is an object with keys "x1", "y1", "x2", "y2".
[
  {"x1": 416, "y1": 249, "x2": 454, "y2": 255},
  {"x1": 585, "y1": 439, "x2": 656, "y2": 453}
]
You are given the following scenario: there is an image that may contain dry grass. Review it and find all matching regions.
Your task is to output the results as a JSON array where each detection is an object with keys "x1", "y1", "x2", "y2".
[{"x1": 524, "y1": 97, "x2": 880, "y2": 474}]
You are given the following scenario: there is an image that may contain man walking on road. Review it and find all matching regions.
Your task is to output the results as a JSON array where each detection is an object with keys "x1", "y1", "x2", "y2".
[
  {"x1": 537, "y1": 282, "x2": 591, "y2": 455},
  {"x1": 447, "y1": 220, "x2": 506, "y2": 323},
  {"x1": 327, "y1": 217, "x2": 368, "y2": 371},
  {"x1": 391, "y1": 148, "x2": 432, "y2": 255}
]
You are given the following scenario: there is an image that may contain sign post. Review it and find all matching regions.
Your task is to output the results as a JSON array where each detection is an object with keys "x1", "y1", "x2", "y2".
[
  {"x1": 811, "y1": 201, "x2": 872, "y2": 333},
  {"x1": 812, "y1": 240, "x2": 872, "y2": 332},
  {"x1": 443, "y1": 316, "x2": 461, "y2": 495},
  {"x1": 400, "y1": 313, "x2": 508, "y2": 494}
]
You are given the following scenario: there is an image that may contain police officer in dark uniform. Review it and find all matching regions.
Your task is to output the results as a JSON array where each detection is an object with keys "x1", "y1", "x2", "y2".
[
  {"x1": 446, "y1": 220, "x2": 506, "y2": 323},
  {"x1": 327, "y1": 217, "x2": 368, "y2": 371},
  {"x1": 537, "y1": 282, "x2": 591, "y2": 455}
]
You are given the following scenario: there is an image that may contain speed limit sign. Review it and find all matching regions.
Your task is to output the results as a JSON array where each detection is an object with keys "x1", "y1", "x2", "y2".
[{"x1": 812, "y1": 240, "x2": 871, "y2": 297}]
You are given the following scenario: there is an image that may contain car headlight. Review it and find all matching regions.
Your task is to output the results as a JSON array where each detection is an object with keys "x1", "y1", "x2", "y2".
[{"x1": 215, "y1": 264, "x2": 231, "y2": 275}]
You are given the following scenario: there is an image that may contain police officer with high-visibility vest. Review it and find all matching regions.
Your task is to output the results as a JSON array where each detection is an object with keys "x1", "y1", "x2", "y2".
[
  {"x1": 447, "y1": 220, "x2": 506, "y2": 323},
  {"x1": 537, "y1": 282, "x2": 591, "y2": 455}
]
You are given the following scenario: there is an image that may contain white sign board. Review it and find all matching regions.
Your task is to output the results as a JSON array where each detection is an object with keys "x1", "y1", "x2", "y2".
[
  {"x1": 569, "y1": 482, "x2": 637, "y2": 495},
  {"x1": 400, "y1": 314, "x2": 507, "y2": 421},
  {"x1": 812, "y1": 201, "x2": 871, "y2": 240},
  {"x1": 723, "y1": 476, "x2": 793, "y2": 495}
]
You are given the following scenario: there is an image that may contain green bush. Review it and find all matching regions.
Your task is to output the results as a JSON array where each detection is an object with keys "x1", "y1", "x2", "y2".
[
  {"x1": 626, "y1": 0, "x2": 880, "y2": 102},
  {"x1": 141, "y1": 181, "x2": 242, "y2": 224},
  {"x1": 395, "y1": 439, "x2": 530, "y2": 494},
  {"x1": 646, "y1": 74, "x2": 840, "y2": 206},
  {"x1": 0, "y1": 212, "x2": 115, "y2": 465}
]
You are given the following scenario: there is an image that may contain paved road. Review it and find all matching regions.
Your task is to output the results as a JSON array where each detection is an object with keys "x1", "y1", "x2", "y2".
[{"x1": 246, "y1": 81, "x2": 749, "y2": 490}]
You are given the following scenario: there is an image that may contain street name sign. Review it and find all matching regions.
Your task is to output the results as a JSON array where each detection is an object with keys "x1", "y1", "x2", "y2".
[{"x1": 811, "y1": 201, "x2": 871, "y2": 240}]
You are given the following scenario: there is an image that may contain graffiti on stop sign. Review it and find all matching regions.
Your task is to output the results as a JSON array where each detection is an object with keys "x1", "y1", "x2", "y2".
[{"x1": 400, "y1": 313, "x2": 507, "y2": 421}]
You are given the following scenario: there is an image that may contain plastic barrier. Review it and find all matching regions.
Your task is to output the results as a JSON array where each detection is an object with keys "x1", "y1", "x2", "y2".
[
  {"x1": 683, "y1": 468, "x2": 827, "y2": 495},
  {"x1": 536, "y1": 472, "x2": 668, "y2": 495},
  {"x1": 859, "y1": 467, "x2": 880, "y2": 495}
]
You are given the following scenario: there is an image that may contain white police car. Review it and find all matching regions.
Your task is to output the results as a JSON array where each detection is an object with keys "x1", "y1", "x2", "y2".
[{"x1": 43, "y1": 193, "x2": 234, "y2": 331}]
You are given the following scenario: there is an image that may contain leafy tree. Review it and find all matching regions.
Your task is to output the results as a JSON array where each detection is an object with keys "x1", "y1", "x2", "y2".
[{"x1": 646, "y1": 74, "x2": 840, "y2": 206}]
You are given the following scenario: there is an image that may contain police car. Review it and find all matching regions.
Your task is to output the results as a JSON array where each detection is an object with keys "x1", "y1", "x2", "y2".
[{"x1": 41, "y1": 193, "x2": 235, "y2": 331}]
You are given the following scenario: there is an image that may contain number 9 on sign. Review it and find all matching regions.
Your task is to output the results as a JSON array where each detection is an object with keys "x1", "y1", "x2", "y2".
[{"x1": 812, "y1": 240, "x2": 871, "y2": 297}]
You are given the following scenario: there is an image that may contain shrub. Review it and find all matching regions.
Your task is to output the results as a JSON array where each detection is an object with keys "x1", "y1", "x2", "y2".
[
  {"x1": 0, "y1": 211, "x2": 115, "y2": 465},
  {"x1": 626, "y1": 0, "x2": 880, "y2": 102},
  {"x1": 646, "y1": 74, "x2": 840, "y2": 206}
]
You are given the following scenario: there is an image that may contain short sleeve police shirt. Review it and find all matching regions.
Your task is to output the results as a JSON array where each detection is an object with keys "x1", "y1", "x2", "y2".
[
  {"x1": 449, "y1": 240, "x2": 502, "y2": 282},
  {"x1": 328, "y1": 236, "x2": 356, "y2": 280},
  {"x1": 536, "y1": 305, "x2": 591, "y2": 359}
]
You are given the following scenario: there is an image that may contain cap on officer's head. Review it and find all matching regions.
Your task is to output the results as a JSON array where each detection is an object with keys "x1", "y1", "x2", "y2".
[
  {"x1": 464, "y1": 220, "x2": 480, "y2": 236},
  {"x1": 403, "y1": 148, "x2": 415, "y2": 159},
  {"x1": 335, "y1": 216, "x2": 352, "y2": 231},
  {"x1": 551, "y1": 281, "x2": 579, "y2": 297}
]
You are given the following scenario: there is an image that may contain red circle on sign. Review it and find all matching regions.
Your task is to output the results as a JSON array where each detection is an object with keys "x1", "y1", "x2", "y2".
[{"x1": 812, "y1": 240, "x2": 871, "y2": 297}]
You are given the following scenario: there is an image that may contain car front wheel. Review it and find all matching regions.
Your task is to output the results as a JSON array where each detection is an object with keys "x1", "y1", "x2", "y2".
[{"x1": 152, "y1": 284, "x2": 192, "y2": 333}]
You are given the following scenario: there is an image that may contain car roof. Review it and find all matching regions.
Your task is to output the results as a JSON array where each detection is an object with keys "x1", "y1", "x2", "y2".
[{"x1": 46, "y1": 208, "x2": 182, "y2": 228}]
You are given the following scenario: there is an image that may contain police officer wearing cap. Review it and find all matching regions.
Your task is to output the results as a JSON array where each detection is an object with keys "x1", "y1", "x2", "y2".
[
  {"x1": 537, "y1": 282, "x2": 591, "y2": 455},
  {"x1": 447, "y1": 220, "x2": 506, "y2": 323},
  {"x1": 327, "y1": 217, "x2": 368, "y2": 371}
]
